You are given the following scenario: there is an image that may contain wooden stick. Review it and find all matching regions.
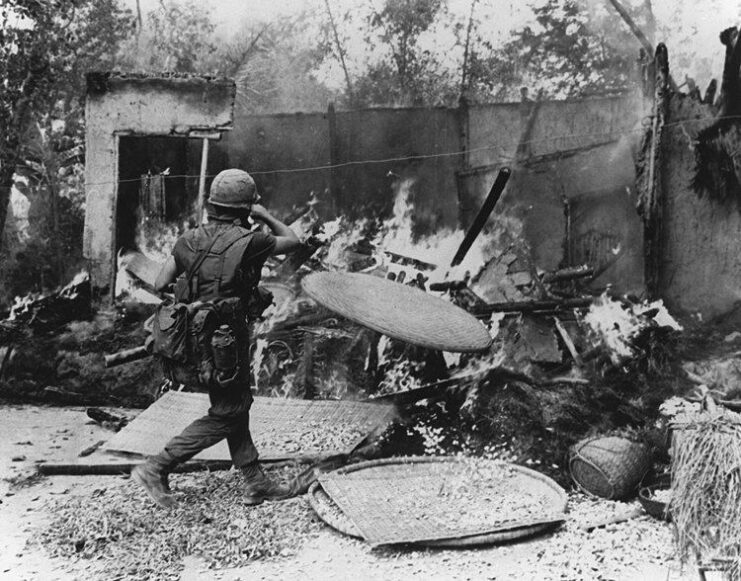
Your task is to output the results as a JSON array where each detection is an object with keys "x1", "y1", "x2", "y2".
[
  {"x1": 104, "y1": 345, "x2": 149, "y2": 368},
  {"x1": 451, "y1": 167, "x2": 511, "y2": 267},
  {"x1": 196, "y1": 136, "x2": 209, "y2": 224},
  {"x1": 580, "y1": 507, "x2": 644, "y2": 532},
  {"x1": 553, "y1": 316, "x2": 583, "y2": 366},
  {"x1": 541, "y1": 266, "x2": 595, "y2": 283},
  {"x1": 475, "y1": 297, "x2": 593, "y2": 314}
]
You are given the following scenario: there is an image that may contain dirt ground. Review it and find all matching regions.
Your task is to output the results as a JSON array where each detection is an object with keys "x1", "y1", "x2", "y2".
[{"x1": 0, "y1": 404, "x2": 701, "y2": 581}]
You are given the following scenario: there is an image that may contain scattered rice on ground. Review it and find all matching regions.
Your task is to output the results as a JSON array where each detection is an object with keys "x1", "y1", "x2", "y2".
[{"x1": 31, "y1": 465, "x2": 321, "y2": 580}]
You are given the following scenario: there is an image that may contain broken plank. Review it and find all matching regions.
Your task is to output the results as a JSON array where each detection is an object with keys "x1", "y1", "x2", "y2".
[{"x1": 553, "y1": 316, "x2": 583, "y2": 366}]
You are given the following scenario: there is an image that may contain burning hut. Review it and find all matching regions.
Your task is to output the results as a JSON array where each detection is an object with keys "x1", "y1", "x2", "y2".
[{"x1": 83, "y1": 72, "x2": 236, "y2": 295}]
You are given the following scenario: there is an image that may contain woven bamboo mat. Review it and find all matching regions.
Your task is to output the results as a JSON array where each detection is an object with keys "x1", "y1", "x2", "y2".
[
  {"x1": 102, "y1": 391, "x2": 396, "y2": 461},
  {"x1": 318, "y1": 456, "x2": 567, "y2": 547},
  {"x1": 302, "y1": 272, "x2": 492, "y2": 353}
]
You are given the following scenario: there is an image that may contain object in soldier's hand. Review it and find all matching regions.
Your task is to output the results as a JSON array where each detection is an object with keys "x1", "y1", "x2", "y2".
[{"x1": 301, "y1": 272, "x2": 492, "y2": 353}]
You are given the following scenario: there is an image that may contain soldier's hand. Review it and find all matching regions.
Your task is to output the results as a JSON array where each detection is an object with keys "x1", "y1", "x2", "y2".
[{"x1": 250, "y1": 203, "x2": 270, "y2": 221}]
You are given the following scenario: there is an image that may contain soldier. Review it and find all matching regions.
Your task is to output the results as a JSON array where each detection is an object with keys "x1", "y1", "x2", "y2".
[{"x1": 132, "y1": 168, "x2": 300, "y2": 508}]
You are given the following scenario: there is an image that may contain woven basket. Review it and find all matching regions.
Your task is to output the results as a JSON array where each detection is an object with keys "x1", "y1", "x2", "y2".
[
  {"x1": 569, "y1": 436, "x2": 652, "y2": 500},
  {"x1": 301, "y1": 272, "x2": 492, "y2": 353},
  {"x1": 315, "y1": 456, "x2": 567, "y2": 547},
  {"x1": 308, "y1": 480, "x2": 564, "y2": 547}
]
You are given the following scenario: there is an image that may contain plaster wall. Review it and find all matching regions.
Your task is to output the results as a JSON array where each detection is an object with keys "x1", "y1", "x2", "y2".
[
  {"x1": 219, "y1": 112, "x2": 331, "y2": 218},
  {"x1": 222, "y1": 107, "x2": 460, "y2": 231},
  {"x1": 659, "y1": 95, "x2": 741, "y2": 318},
  {"x1": 463, "y1": 94, "x2": 647, "y2": 294},
  {"x1": 84, "y1": 74, "x2": 234, "y2": 288},
  {"x1": 85, "y1": 79, "x2": 647, "y2": 294}
]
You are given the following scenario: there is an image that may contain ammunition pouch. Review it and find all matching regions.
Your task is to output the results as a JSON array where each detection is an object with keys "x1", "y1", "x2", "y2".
[{"x1": 156, "y1": 297, "x2": 250, "y2": 392}]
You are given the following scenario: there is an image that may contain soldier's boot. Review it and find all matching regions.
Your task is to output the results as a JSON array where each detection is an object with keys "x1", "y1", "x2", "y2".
[
  {"x1": 241, "y1": 462, "x2": 293, "y2": 506},
  {"x1": 132, "y1": 450, "x2": 179, "y2": 509}
]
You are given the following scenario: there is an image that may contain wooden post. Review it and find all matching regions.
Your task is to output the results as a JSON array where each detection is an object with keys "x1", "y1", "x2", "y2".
[
  {"x1": 641, "y1": 44, "x2": 670, "y2": 299},
  {"x1": 190, "y1": 130, "x2": 221, "y2": 224},
  {"x1": 327, "y1": 102, "x2": 340, "y2": 216},
  {"x1": 197, "y1": 137, "x2": 209, "y2": 224}
]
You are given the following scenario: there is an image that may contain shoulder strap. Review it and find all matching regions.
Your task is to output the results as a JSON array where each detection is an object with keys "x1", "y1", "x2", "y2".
[
  {"x1": 185, "y1": 229, "x2": 224, "y2": 287},
  {"x1": 215, "y1": 230, "x2": 254, "y2": 295}
]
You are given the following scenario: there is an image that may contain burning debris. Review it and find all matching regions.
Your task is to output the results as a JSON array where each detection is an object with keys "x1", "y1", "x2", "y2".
[{"x1": 81, "y1": 161, "x2": 692, "y2": 487}]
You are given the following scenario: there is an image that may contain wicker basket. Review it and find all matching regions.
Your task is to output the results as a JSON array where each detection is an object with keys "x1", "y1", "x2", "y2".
[{"x1": 569, "y1": 436, "x2": 652, "y2": 500}]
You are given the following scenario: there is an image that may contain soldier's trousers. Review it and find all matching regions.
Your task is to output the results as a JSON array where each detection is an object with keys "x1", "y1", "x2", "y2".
[{"x1": 162, "y1": 383, "x2": 258, "y2": 469}]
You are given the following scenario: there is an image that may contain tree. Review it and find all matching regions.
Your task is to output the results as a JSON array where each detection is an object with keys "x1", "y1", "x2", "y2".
[
  {"x1": 224, "y1": 13, "x2": 338, "y2": 114},
  {"x1": 119, "y1": 0, "x2": 215, "y2": 73},
  {"x1": 1, "y1": 0, "x2": 134, "y2": 289},
  {"x1": 354, "y1": 0, "x2": 457, "y2": 107},
  {"x1": 493, "y1": 0, "x2": 653, "y2": 99}
]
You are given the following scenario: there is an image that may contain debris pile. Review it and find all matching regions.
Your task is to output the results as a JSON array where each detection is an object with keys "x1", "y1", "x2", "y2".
[
  {"x1": 30, "y1": 173, "x2": 685, "y2": 484},
  {"x1": 0, "y1": 275, "x2": 161, "y2": 406}
]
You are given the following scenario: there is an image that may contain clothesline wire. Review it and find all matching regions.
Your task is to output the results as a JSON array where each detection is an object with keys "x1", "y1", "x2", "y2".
[{"x1": 78, "y1": 112, "x2": 735, "y2": 190}]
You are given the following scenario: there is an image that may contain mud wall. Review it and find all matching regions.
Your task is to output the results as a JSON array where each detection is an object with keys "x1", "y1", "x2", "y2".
[
  {"x1": 658, "y1": 94, "x2": 741, "y2": 318},
  {"x1": 218, "y1": 94, "x2": 647, "y2": 292},
  {"x1": 85, "y1": 77, "x2": 647, "y2": 294},
  {"x1": 221, "y1": 107, "x2": 460, "y2": 231},
  {"x1": 84, "y1": 73, "x2": 235, "y2": 290},
  {"x1": 463, "y1": 94, "x2": 647, "y2": 294}
]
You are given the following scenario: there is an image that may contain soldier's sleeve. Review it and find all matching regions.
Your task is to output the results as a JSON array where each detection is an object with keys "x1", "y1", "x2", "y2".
[{"x1": 244, "y1": 232, "x2": 277, "y2": 269}]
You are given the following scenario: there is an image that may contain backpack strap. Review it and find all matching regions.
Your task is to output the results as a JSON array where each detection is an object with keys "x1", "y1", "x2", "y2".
[
  {"x1": 184, "y1": 229, "x2": 225, "y2": 300},
  {"x1": 214, "y1": 228, "x2": 253, "y2": 295}
]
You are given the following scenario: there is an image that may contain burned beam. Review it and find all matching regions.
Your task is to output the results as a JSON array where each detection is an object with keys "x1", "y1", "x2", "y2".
[
  {"x1": 104, "y1": 345, "x2": 149, "y2": 368},
  {"x1": 541, "y1": 265, "x2": 595, "y2": 283},
  {"x1": 451, "y1": 167, "x2": 511, "y2": 267},
  {"x1": 475, "y1": 297, "x2": 593, "y2": 315}
]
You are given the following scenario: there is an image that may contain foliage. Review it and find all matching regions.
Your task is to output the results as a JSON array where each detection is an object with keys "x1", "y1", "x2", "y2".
[
  {"x1": 493, "y1": 0, "x2": 650, "y2": 99},
  {"x1": 119, "y1": 0, "x2": 215, "y2": 74},
  {"x1": 0, "y1": 0, "x2": 134, "y2": 303},
  {"x1": 354, "y1": 0, "x2": 458, "y2": 107},
  {"x1": 224, "y1": 14, "x2": 338, "y2": 115}
]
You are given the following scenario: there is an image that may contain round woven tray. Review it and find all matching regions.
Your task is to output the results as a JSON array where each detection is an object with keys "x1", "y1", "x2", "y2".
[
  {"x1": 309, "y1": 456, "x2": 567, "y2": 547},
  {"x1": 301, "y1": 272, "x2": 492, "y2": 353}
]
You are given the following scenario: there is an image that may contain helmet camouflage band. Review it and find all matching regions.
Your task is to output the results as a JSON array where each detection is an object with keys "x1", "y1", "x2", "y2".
[{"x1": 208, "y1": 169, "x2": 260, "y2": 209}]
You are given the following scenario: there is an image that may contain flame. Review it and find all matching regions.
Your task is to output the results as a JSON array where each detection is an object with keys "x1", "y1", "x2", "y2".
[
  {"x1": 374, "y1": 177, "x2": 515, "y2": 287},
  {"x1": 318, "y1": 216, "x2": 373, "y2": 271},
  {"x1": 581, "y1": 294, "x2": 682, "y2": 364},
  {"x1": 136, "y1": 218, "x2": 183, "y2": 264},
  {"x1": 114, "y1": 267, "x2": 160, "y2": 304},
  {"x1": 252, "y1": 337, "x2": 268, "y2": 388}
]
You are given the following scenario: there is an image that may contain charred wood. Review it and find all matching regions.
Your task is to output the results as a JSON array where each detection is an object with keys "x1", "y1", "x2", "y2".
[
  {"x1": 450, "y1": 167, "x2": 511, "y2": 267},
  {"x1": 637, "y1": 43, "x2": 670, "y2": 298},
  {"x1": 474, "y1": 297, "x2": 593, "y2": 315},
  {"x1": 541, "y1": 266, "x2": 595, "y2": 284}
]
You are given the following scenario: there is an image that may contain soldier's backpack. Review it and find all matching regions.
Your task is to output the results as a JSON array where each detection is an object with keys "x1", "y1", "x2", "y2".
[{"x1": 151, "y1": 231, "x2": 225, "y2": 365}]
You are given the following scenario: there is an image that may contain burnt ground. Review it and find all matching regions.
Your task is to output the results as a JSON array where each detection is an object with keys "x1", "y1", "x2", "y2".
[
  {"x1": 0, "y1": 301, "x2": 739, "y2": 579},
  {"x1": 0, "y1": 404, "x2": 694, "y2": 581}
]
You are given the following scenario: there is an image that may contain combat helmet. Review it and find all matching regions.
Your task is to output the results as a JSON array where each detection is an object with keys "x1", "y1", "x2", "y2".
[{"x1": 208, "y1": 169, "x2": 260, "y2": 209}]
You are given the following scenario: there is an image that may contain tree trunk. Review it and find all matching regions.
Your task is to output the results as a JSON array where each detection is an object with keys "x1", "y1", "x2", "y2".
[
  {"x1": 0, "y1": 171, "x2": 13, "y2": 249},
  {"x1": 0, "y1": 63, "x2": 48, "y2": 252}
]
